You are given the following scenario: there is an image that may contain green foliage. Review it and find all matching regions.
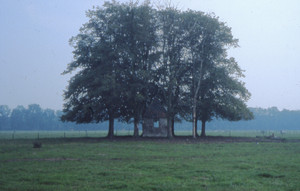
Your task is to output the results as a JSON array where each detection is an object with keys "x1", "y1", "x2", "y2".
[
  {"x1": 1, "y1": 139, "x2": 300, "y2": 190},
  {"x1": 62, "y1": 0, "x2": 253, "y2": 137},
  {"x1": 62, "y1": 1, "x2": 160, "y2": 137}
]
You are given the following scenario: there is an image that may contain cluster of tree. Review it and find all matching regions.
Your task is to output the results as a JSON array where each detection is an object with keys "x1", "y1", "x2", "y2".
[{"x1": 62, "y1": 0, "x2": 253, "y2": 138}]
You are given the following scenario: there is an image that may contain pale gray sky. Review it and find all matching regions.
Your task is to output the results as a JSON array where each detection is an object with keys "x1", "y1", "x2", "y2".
[{"x1": 0, "y1": 0, "x2": 299, "y2": 110}]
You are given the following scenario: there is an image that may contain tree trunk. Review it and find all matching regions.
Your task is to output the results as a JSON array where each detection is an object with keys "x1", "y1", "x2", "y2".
[
  {"x1": 107, "y1": 115, "x2": 114, "y2": 138},
  {"x1": 195, "y1": 117, "x2": 199, "y2": 137},
  {"x1": 133, "y1": 117, "x2": 139, "y2": 137},
  {"x1": 200, "y1": 120, "x2": 206, "y2": 137},
  {"x1": 171, "y1": 117, "x2": 175, "y2": 137},
  {"x1": 167, "y1": 117, "x2": 173, "y2": 138},
  {"x1": 192, "y1": 97, "x2": 197, "y2": 138},
  {"x1": 192, "y1": 72, "x2": 203, "y2": 138},
  {"x1": 166, "y1": 92, "x2": 173, "y2": 138},
  {"x1": 192, "y1": 59, "x2": 204, "y2": 139}
]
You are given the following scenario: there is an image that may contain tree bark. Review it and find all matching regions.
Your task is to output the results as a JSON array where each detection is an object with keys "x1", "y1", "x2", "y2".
[
  {"x1": 133, "y1": 117, "x2": 139, "y2": 137},
  {"x1": 192, "y1": 61, "x2": 203, "y2": 139},
  {"x1": 167, "y1": 117, "x2": 173, "y2": 138},
  {"x1": 192, "y1": 102, "x2": 197, "y2": 138},
  {"x1": 167, "y1": 92, "x2": 173, "y2": 138},
  {"x1": 107, "y1": 115, "x2": 114, "y2": 138},
  {"x1": 195, "y1": 116, "x2": 199, "y2": 137},
  {"x1": 200, "y1": 120, "x2": 206, "y2": 137},
  {"x1": 171, "y1": 117, "x2": 175, "y2": 137}
]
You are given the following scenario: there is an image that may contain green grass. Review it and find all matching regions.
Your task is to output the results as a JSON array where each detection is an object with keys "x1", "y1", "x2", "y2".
[{"x1": 1, "y1": 137, "x2": 300, "y2": 190}]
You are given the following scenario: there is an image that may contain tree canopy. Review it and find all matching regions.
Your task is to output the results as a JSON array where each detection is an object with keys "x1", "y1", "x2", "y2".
[{"x1": 62, "y1": 0, "x2": 253, "y2": 138}]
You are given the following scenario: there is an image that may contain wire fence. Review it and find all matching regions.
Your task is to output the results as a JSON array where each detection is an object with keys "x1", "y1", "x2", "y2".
[
  {"x1": 1, "y1": 130, "x2": 300, "y2": 140},
  {"x1": 0, "y1": 131, "x2": 107, "y2": 140}
]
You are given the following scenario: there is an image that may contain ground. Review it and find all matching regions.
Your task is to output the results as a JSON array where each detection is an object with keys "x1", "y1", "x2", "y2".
[
  {"x1": 106, "y1": 135, "x2": 287, "y2": 143},
  {"x1": 1, "y1": 133, "x2": 300, "y2": 190}
]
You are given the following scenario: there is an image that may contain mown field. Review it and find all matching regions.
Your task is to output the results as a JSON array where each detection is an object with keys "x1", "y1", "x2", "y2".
[{"x1": 1, "y1": 132, "x2": 300, "y2": 190}]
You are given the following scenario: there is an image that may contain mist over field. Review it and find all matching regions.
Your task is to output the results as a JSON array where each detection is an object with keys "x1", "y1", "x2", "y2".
[{"x1": 1, "y1": 105, "x2": 299, "y2": 131}]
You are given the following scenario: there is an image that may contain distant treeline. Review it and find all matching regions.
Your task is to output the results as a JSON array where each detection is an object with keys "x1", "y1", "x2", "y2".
[
  {"x1": 0, "y1": 104, "x2": 299, "y2": 131},
  {"x1": 0, "y1": 104, "x2": 104, "y2": 131},
  {"x1": 181, "y1": 107, "x2": 300, "y2": 131}
]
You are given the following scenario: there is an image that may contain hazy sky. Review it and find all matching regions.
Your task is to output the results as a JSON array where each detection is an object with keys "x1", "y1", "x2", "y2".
[{"x1": 1, "y1": 0, "x2": 300, "y2": 110}]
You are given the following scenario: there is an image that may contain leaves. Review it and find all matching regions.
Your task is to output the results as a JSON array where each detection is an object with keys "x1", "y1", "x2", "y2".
[{"x1": 62, "y1": 0, "x2": 253, "y2": 135}]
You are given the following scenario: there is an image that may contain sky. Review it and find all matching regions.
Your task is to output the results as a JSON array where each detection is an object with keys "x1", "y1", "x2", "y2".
[{"x1": 0, "y1": 0, "x2": 300, "y2": 111}]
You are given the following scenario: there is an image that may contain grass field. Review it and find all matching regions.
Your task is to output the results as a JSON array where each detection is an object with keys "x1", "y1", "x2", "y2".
[{"x1": 1, "y1": 132, "x2": 300, "y2": 191}]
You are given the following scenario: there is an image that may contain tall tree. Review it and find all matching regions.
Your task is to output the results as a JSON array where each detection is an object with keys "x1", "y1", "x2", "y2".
[
  {"x1": 156, "y1": 7, "x2": 190, "y2": 138},
  {"x1": 26, "y1": 104, "x2": 43, "y2": 131},
  {"x1": 182, "y1": 11, "x2": 242, "y2": 138},
  {"x1": 0, "y1": 105, "x2": 11, "y2": 130},
  {"x1": 115, "y1": 1, "x2": 159, "y2": 137},
  {"x1": 11, "y1": 105, "x2": 26, "y2": 130},
  {"x1": 196, "y1": 58, "x2": 253, "y2": 137},
  {"x1": 62, "y1": 1, "x2": 157, "y2": 138},
  {"x1": 42, "y1": 108, "x2": 57, "y2": 131},
  {"x1": 62, "y1": 1, "x2": 125, "y2": 138}
]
